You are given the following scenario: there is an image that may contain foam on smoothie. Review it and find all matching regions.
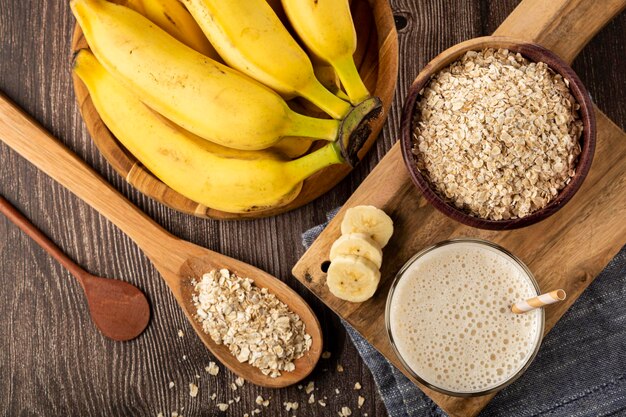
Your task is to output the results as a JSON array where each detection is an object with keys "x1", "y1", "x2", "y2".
[{"x1": 389, "y1": 241, "x2": 542, "y2": 393}]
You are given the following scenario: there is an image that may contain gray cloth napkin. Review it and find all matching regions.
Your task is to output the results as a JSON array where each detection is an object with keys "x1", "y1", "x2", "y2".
[{"x1": 302, "y1": 210, "x2": 626, "y2": 417}]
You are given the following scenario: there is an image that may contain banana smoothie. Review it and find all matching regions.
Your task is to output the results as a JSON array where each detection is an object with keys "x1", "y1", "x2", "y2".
[{"x1": 386, "y1": 239, "x2": 543, "y2": 395}]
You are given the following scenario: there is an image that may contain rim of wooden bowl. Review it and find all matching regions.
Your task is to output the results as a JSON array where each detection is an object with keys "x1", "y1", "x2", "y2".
[
  {"x1": 400, "y1": 36, "x2": 596, "y2": 230},
  {"x1": 71, "y1": 0, "x2": 398, "y2": 219}
]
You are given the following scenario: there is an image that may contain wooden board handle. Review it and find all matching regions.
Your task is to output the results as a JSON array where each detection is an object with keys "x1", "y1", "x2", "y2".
[
  {"x1": 495, "y1": 0, "x2": 626, "y2": 64},
  {"x1": 0, "y1": 92, "x2": 177, "y2": 263}
]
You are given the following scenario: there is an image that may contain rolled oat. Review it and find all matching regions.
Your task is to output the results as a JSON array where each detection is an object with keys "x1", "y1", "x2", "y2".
[
  {"x1": 413, "y1": 48, "x2": 582, "y2": 220},
  {"x1": 193, "y1": 269, "x2": 312, "y2": 377},
  {"x1": 205, "y1": 362, "x2": 220, "y2": 376}
]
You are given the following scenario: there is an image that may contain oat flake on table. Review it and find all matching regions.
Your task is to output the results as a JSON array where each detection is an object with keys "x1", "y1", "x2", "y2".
[
  {"x1": 413, "y1": 48, "x2": 583, "y2": 220},
  {"x1": 193, "y1": 269, "x2": 312, "y2": 377}
]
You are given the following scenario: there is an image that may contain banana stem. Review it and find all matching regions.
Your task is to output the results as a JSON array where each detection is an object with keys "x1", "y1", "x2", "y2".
[
  {"x1": 336, "y1": 89, "x2": 351, "y2": 102},
  {"x1": 287, "y1": 111, "x2": 340, "y2": 141},
  {"x1": 333, "y1": 54, "x2": 370, "y2": 105},
  {"x1": 336, "y1": 97, "x2": 382, "y2": 167},
  {"x1": 285, "y1": 141, "x2": 344, "y2": 183},
  {"x1": 300, "y1": 79, "x2": 353, "y2": 120}
]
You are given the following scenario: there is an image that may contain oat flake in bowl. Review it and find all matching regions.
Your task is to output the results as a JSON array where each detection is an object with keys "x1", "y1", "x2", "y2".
[{"x1": 412, "y1": 48, "x2": 583, "y2": 220}]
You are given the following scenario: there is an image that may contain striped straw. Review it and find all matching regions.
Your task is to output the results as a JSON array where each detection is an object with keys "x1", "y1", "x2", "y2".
[{"x1": 512, "y1": 289, "x2": 567, "y2": 314}]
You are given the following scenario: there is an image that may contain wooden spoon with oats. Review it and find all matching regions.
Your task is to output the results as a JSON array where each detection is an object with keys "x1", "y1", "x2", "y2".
[{"x1": 0, "y1": 93, "x2": 323, "y2": 388}]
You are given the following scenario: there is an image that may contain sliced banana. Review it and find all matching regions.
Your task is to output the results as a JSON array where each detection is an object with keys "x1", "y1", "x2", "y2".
[
  {"x1": 330, "y1": 233, "x2": 383, "y2": 268},
  {"x1": 326, "y1": 255, "x2": 381, "y2": 303},
  {"x1": 340, "y1": 205, "x2": 394, "y2": 247}
]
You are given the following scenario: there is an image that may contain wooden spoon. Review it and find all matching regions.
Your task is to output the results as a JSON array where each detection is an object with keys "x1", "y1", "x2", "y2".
[
  {"x1": 0, "y1": 195, "x2": 150, "y2": 341},
  {"x1": 0, "y1": 93, "x2": 323, "y2": 388}
]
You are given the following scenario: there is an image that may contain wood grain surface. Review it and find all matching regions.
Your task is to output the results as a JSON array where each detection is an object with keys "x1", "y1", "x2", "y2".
[{"x1": 0, "y1": 1, "x2": 625, "y2": 416}]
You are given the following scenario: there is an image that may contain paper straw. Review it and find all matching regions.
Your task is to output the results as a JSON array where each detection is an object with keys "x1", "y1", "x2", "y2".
[{"x1": 512, "y1": 289, "x2": 567, "y2": 314}]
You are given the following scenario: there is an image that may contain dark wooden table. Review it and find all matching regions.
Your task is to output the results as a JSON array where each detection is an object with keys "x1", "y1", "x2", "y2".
[{"x1": 1, "y1": 1, "x2": 624, "y2": 416}]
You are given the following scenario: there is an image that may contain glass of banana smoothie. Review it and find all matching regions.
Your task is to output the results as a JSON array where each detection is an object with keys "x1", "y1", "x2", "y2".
[{"x1": 386, "y1": 238, "x2": 544, "y2": 397}]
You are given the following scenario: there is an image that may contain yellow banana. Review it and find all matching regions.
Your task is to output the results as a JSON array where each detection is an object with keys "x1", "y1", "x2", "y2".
[
  {"x1": 281, "y1": 0, "x2": 371, "y2": 105},
  {"x1": 265, "y1": 0, "x2": 289, "y2": 26},
  {"x1": 268, "y1": 0, "x2": 355, "y2": 26},
  {"x1": 294, "y1": 62, "x2": 351, "y2": 117},
  {"x1": 314, "y1": 63, "x2": 350, "y2": 101},
  {"x1": 73, "y1": 50, "x2": 344, "y2": 213},
  {"x1": 181, "y1": 0, "x2": 353, "y2": 120},
  {"x1": 266, "y1": 0, "x2": 350, "y2": 103},
  {"x1": 272, "y1": 137, "x2": 313, "y2": 159},
  {"x1": 120, "y1": 0, "x2": 313, "y2": 160},
  {"x1": 71, "y1": 0, "x2": 340, "y2": 151},
  {"x1": 123, "y1": 0, "x2": 219, "y2": 59},
  {"x1": 109, "y1": 1, "x2": 312, "y2": 159},
  {"x1": 82, "y1": 0, "x2": 311, "y2": 160}
]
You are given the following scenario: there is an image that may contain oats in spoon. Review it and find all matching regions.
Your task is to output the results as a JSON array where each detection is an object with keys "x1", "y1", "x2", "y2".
[{"x1": 193, "y1": 269, "x2": 312, "y2": 377}]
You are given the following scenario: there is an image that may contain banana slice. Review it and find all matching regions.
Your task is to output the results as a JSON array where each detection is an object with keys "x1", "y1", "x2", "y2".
[
  {"x1": 340, "y1": 205, "x2": 394, "y2": 247},
  {"x1": 326, "y1": 255, "x2": 381, "y2": 302},
  {"x1": 329, "y1": 233, "x2": 383, "y2": 268}
]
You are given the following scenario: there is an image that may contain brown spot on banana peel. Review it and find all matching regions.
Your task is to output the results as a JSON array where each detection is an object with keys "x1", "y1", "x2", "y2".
[
  {"x1": 163, "y1": 12, "x2": 176, "y2": 27},
  {"x1": 338, "y1": 97, "x2": 382, "y2": 167},
  {"x1": 241, "y1": 182, "x2": 303, "y2": 213},
  {"x1": 71, "y1": 48, "x2": 85, "y2": 68}
]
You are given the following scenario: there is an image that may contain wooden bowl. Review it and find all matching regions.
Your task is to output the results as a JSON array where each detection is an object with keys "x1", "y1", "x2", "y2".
[
  {"x1": 400, "y1": 36, "x2": 596, "y2": 230},
  {"x1": 71, "y1": 0, "x2": 398, "y2": 219}
]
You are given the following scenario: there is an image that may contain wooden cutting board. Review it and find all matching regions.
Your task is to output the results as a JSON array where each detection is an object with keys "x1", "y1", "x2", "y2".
[{"x1": 293, "y1": 1, "x2": 626, "y2": 416}]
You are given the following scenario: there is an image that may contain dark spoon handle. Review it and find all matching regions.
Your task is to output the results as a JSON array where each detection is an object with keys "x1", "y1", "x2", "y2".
[{"x1": 0, "y1": 195, "x2": 85, "y2": 282}]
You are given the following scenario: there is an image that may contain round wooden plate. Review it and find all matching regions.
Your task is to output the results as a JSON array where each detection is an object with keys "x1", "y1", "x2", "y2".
[{"x1": 70, "y1": 0, "x2": 398, "y2": 219}]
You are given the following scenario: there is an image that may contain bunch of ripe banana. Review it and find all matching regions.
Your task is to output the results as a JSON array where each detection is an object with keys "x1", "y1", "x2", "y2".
[{"x1": 70, "y1": 0, "x2": 381, "y2": 214}]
